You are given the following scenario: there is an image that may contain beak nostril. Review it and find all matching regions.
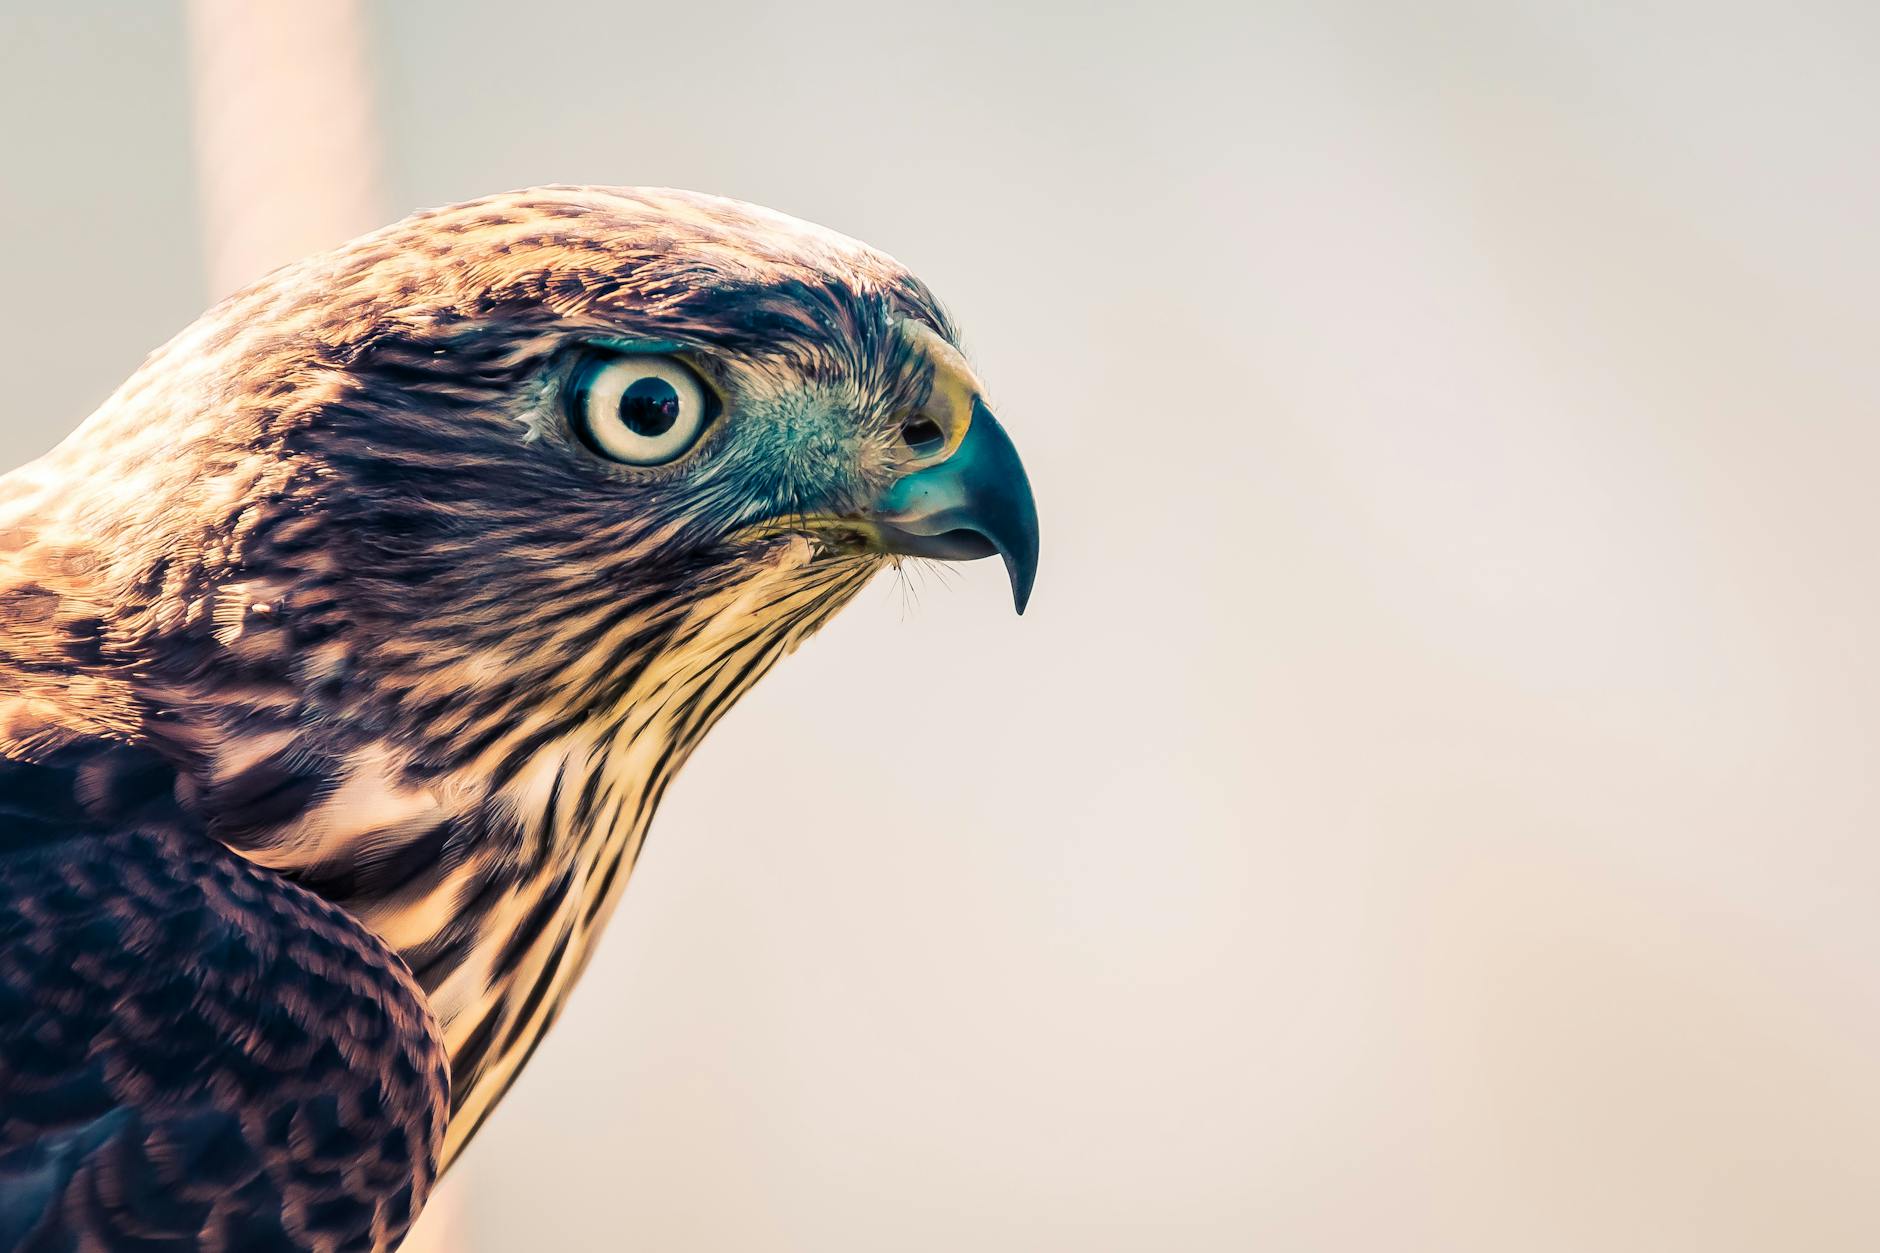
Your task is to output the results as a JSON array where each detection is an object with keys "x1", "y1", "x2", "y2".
[{"x1": 900, "y1": 415, "x2": 946, "y2": 457}]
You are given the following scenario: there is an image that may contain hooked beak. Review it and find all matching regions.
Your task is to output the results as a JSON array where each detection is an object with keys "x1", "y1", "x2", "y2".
[{"x1": 866, "y1": 397, "x2": 1040, "y2": 613}]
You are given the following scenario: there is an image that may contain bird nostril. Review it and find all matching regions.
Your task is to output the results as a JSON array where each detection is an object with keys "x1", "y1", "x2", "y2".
[{"x1": 901, "y1": 415, "x2": 946, "y2": 456}]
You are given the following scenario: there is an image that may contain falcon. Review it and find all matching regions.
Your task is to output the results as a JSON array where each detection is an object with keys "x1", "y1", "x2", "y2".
[{"x1": 0, "y1": 186, "x2": 1037, "y2": 1250}]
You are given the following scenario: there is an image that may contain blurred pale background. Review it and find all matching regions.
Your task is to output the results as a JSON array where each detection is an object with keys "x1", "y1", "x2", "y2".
[{"x1": 4, "y1": 2, "x2": 1880, "y2": 1249}]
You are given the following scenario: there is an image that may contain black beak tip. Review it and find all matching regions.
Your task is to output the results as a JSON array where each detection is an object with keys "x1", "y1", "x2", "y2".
[
  {"x1": 1002, "y1": 526, "x2": 1038, "y2": 615},
  {"x1": 1009, "y1": 560, "x2": 1034, "y2": 615}
]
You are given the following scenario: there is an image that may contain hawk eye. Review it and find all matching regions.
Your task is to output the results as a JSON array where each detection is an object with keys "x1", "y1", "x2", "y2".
[{"x1": 570, "y1": 353, "x2": 716, "y2": 466}]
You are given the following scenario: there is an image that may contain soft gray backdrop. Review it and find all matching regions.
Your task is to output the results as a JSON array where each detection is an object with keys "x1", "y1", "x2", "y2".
[{"x1": 4, "y1": 3, "x2": 1880, "y2": 1250}]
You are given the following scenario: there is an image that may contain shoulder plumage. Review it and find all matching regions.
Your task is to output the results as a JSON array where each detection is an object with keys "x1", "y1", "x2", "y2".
[{"x1": 0, "y1": 741, "x2": 450, "y2": 1250}]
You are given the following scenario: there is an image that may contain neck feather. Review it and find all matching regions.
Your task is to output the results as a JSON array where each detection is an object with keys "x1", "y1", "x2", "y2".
[
  {"x1": 190, "y1": 540, "x2": 878, "y2": 1164},
  {"x1": 1, "y1": 442, "x2": 882, "y2": 1161}
]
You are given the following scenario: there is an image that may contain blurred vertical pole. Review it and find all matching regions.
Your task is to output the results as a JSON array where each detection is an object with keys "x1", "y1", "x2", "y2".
[
  {"x1": 183, "y1": 3, "x2": 465, "y2": 1249},
  {"x1": 184, "y1": 0, "x2": 383, "y2": 299}
]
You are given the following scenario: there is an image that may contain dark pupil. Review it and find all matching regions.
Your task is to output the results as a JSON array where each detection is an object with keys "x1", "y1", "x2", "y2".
[{"x1": 619, "y1": 377, "x2": 681, "y2": 437}]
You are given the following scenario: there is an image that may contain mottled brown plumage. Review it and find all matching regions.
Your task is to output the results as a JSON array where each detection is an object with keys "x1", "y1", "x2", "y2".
[
  {"x1": 0, "y1": 186, "x2": 1035, "y2": 1247},
  {"x1": 0, "y1": 744, "x2": 447, "y2": 1249}
]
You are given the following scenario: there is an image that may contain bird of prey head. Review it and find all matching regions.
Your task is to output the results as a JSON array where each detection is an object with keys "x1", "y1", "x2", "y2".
[{"x1": 0, "y1": 186, "x2": 1036, "y2": 1186}]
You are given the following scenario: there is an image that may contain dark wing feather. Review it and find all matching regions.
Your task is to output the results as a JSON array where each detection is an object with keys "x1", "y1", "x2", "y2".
[{"x1": 0, "y1": 746, "x2": 448, "y2": 1253}]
